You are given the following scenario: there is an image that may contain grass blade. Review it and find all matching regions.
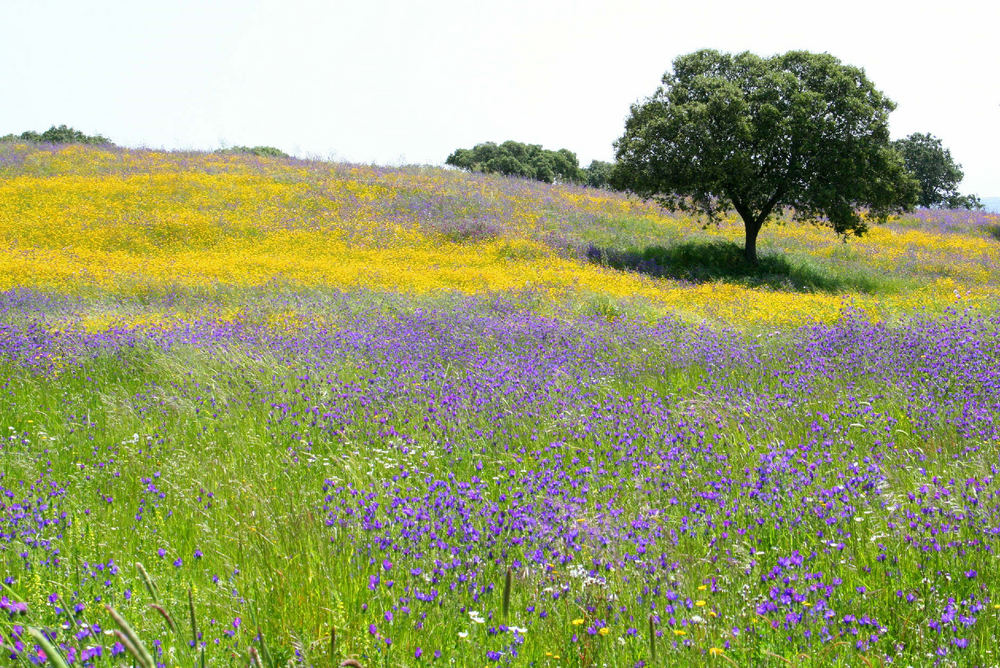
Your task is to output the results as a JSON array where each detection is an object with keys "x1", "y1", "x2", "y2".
[
  {"x1": 26, "y1": 627, "x2": 69, "y2": 668},
  {"x1": 112, "y1": 629, "x2": 148, "y2": 668},
  {"x1": 501, "y1": 567, "x2": 512, "y2": 621},
  {"x1": 188, "y1": 584, "x2": 199, "y2": 651},
  {"x1": 135, "y1": 562, "x2": 160, "y2": 605},
  {"x1": 246, "y1": 593, "x2": 273, "y2": 667},
  {"x1": 150, "y1": 602, "x2": 177, "y2": 634},
  {"x1": 106, "y1": 605, "x2": 156, "y2": 668},
  {"x1": 648, "y1": 614, "x2": 656, "y2": 664},
  {"x1": 0, "y1": 580, "x2": 24, "y2": 600}
]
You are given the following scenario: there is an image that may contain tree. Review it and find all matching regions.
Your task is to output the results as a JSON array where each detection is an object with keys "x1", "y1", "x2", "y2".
[
  {"x1": 893, "y1": 133, "x2": 981, "y2": 209},
  {"x1": 613, "y1": 49, "x2": 918, "y2": 263},
  {"x1": 551, "y1": 149, "x2": 581, "y2": 184},
  {"x1": 1, "y1": 124, "x2": 112, "y2": 145},
  {"x1": 446, "y1": 141, "x2": 583, "y2": 184},
  {"x1": 216, "y1": 145, "x2": 289, "y2": 158},
  {"x1": 582, "y1": 160, "x2": 616, "y2": 189}
]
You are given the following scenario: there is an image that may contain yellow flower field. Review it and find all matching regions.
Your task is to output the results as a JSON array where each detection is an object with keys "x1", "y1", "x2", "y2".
[{"x1": 2, "y1": 143, "x2": 998, "y2": 327}]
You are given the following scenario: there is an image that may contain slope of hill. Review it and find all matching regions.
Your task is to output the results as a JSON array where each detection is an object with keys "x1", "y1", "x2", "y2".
[
  {"x1": 2, "y1": 143, "x2": 998, "y2": 327},
  {"x1": 3, "y1": 143, "x2": 1000, "y2": 667}
]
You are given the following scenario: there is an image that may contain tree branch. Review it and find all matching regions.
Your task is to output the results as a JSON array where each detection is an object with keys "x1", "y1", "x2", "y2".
[
  {"x1": 727, "y1": 192, "x2": 757, "y2": 231},
  {"x1": 755, "y1": 186, "x2": 786, "y2": 227}
]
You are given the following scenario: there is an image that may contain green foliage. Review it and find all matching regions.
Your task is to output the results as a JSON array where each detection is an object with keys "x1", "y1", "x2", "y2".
[
  {"x1": 614, "y1": 49, "x2": 919, "y2": 263},
  {"x1": 1, "y1": 124, "x2": 111, "y2": 145},
  {"x1": 582, "y1": 160, "x2": 616, "y2": 189},
  {"x1": 446, "y1": 140, "x2": 582, "y2": 184},
  {"x1": 216, "y1": 145, "x2": 290, "y2": 158},
  {"x1": 893, "y1": 132, "x2": 982, "y2": 209},
  {"x1": 949, "y1": 193, "x2": 984, "y2": 210}
]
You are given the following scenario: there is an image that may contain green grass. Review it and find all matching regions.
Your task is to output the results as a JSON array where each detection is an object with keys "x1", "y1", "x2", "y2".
[
  {"x1": 583, "y1": 239, "x2": 905, "y2": 294},
  {"x1": 3, "y1": 329, "x2": 998, "y2": 666}
]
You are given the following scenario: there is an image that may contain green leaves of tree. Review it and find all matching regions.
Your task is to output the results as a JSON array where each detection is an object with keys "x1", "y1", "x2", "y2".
[
  {"x1": 446, "y1": 141, "x2": 582, "y2": 185},
  {"x1": 1, "y1": 124, "x2": 112, "y2": 145},
  {"x1": 216, "y1": 146, "x2": 290, "y2": 158},
  {"x1": 614, "y1": 49, "x2": 919, "y2": 262},
  {"x1": 893, "y1": 133, "x2": 981, "y2": 209}
]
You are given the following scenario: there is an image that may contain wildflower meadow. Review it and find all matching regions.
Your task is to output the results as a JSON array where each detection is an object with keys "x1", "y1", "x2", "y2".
[{"x1": 2, "y1": 143, "x2": 1000, "y2": 667}]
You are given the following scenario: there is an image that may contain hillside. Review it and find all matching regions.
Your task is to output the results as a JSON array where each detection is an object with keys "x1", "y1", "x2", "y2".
[
  {"x1": 2, "y1": 144, "x2": 1000, "y2": 667},
  {"x1": 2, "y1": 143, "x2": 999, "y2": 328}
]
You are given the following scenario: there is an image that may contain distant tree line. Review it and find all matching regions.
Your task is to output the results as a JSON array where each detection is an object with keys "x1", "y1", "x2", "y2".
[
  {"x1": 1, "y1": 127, "x2": 291, "y2": 161},
  {"x1": 446, "y1": 141, "x2": 618, "y2": 189},
  {"x1": 1, "y1": 124, "x2": 112, "y2": 145},
  {"x1": 215, "y1": 145, "x2": 289, "y2": 158}
]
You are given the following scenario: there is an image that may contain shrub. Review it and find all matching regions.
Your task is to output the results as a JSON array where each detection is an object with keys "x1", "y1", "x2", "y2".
[
  {"x1": 446, "y1": 141, "x2": 581, "y2": 184},
  {"x1": 216, "y1": 145, "x2": 289, "y2": 158},
  {"x1": 1, "y1": 124, "x2": 111, "y2": 145}
]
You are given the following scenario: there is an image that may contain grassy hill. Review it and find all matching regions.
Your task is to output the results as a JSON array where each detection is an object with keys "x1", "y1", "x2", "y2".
[
  {"x1": 2, "y1": 144, "x2": 1000, "y2": 667},
  {"x1": 2, "y1": 143, "x2": 998, "y2": 328}
]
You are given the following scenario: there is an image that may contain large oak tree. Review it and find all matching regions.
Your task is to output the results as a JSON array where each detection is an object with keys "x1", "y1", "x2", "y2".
[{"x1": 613, "y1": 50, "x2": 918, "y2": 263}]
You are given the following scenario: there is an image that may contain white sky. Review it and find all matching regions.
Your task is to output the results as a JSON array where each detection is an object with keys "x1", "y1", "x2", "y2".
[{"x1": 3, "y1": 0, "x2": 998, "y2": 195}]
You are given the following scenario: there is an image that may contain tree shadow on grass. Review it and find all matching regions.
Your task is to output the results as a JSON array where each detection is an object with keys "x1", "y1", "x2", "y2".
[
  {"x1": 585, "y1": 239, "x2": 880, "y2": 294},
  {"x1": 986, "y1": 225, "x2": 1000, "y2": 242}
]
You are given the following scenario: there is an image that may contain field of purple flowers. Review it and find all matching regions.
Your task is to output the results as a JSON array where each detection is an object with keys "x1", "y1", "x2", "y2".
[
  {"x1": 3, "y1": 145, "x2": 1000, "y2": 667},
  {"x1": 3, "y1": 286, "x2": 1000, "y2": 667}
]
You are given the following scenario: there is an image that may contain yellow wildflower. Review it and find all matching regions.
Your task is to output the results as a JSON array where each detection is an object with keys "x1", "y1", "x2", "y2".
[{"x1": 4, "y1": 145, "x2": 996, "y2": 329}]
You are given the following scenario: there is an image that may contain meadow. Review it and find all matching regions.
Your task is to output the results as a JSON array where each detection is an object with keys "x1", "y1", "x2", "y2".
[{"x1": 1, "y1": 143, "x2": 1000, "y2": 667}]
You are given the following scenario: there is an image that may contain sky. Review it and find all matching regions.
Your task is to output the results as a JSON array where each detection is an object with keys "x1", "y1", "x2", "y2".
[{"x1": 2, "y1": 0, "x2": 998, "y2": 196}]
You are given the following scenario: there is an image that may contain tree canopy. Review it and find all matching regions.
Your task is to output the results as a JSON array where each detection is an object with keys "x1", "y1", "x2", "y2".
[
  {"x1": 1, "y1": 124, "x2": 112, "y2": 145},
  {"x1": 446, "y1": 142, "x2": 622, "y2": 190},
  {"x1": 613, "y1": 49, "x2": 918, "y2": 263},
  {"x1": 446, "y1": 141, "x2": 583, "y2": 184},
  {"x1": 893, "y1": 133, "x2": 981, "y2": 209},
  {"x1": 582, "y1": 160, "x2": 616, "y2": 189}
]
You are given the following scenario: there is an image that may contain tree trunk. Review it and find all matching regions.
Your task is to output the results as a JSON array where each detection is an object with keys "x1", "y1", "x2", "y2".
[
  {"x1": 731, "y1": 187, "x2": 783, "y2": 266},
  {"x1": 730, "y1": 196, "x2": 763, "y2": 266},
  {"x1": 743, "y1": 220, "x2": 760, "y2": 265}
]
